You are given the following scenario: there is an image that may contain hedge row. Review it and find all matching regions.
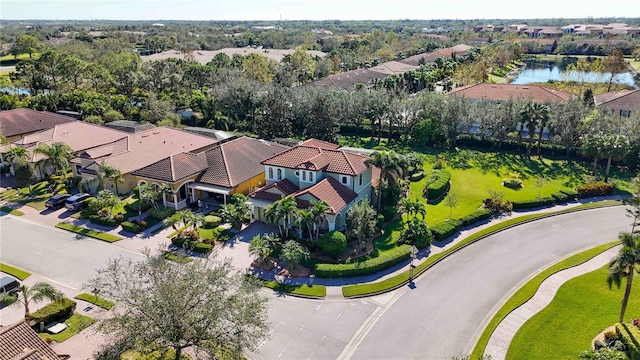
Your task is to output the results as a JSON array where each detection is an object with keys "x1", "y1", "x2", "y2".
[
  {"x1": 576, "y1": 182, "x2": 615, "y2": 198},
  {"x1": 426, "y1": 170, "x2": 451, "y2": 200},
  {"x1": 314, "y1": 245, "x2": 411, "y2": 278},
  {"x1": 170, "y1": 237, "x2": 213, "y2": 254},
  {"x1": 431, "y1": 209, "x2": 493, "y2": 241},
  {"x1": 30, "y1": 298, "x2": 76, "y2": 326},
  {"x1": 511, "y1": 197, "x2": 555, "y2": 210},
  {"x1": 121, "y1": 221, "x2": 143, "y2": 233},
  {"x1": 86, "y1": 215, "x2": 120, "y2": 227},
  {"x1": 616, "y1": 323, "x2": 640, "y2": 360}
]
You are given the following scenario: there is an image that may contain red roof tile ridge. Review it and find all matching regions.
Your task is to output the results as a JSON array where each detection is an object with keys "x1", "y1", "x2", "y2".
[
  {"x1": 219, "y1": 144, "x2": 233, "y2": 186},
  {"x1": 342, "y1": 150, "x2": 358, "y2": 175}
]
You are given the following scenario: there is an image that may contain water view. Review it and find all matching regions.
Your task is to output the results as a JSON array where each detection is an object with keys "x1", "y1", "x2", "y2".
[{"x1": 511, "y1": 62, "x2": 638, "y2": 88}]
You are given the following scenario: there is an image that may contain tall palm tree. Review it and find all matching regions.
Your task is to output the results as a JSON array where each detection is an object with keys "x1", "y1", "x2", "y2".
[
  {"x1": 2, "y1": 282, "x2": 64, "y2": 323},
  {"x1": 607, "y1": 232, "x2": 640, "y2": 323},
  {"x1": 534, "y1": 104, "x2": 550, "y2": 156},
  {"x1": 521, "y1": 102, "x2": 548, "y2": 155},
  {"x1": 264, "y1": 202, "x2": 284, "y2": 237},
  {"x1": 33, "y1": 141, "x2": 73, "y2": 177},
  {"x1": 295, "y1": 209, "x2": 315, "y2": 241},
  {"x1": 309, "y1": 200, "x2": 330, "y2": 240},
  {"x1": 399, "y1": 199, "x2": 426, "y2": 220},
  {"x1": 278, "y1": 195, "x2": 298, "y2": 239},
  {"x1": 96, "y1": 161, "x2": 124, "y2": 195},
  {"x1": 366, "y1": 151, "x2": 404, "y2": 211}
]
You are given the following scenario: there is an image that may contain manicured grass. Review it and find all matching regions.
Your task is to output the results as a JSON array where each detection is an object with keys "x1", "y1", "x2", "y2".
[
  {"x1": 506, "y1": 265, "x2": 640, "y2": 360},
  {"x1": 471, "y1": 241, "x2": 620, "y2": 359},
  {"x1": 74, "y1": 293, "x2": 115, "y2": 310},
  {"x1": 260, "y1": 280, "x2": 327, "y2": 298},
  {"x1": 163, "y1": 251, "x2": 193, "y2": 263},
  {"x1": 0, "y1": 263, "x2": 31, "y2": 280},
  {"x1": 0, "y1": 181, "x2": 66, "y2": 210},
  {"x1": 197, "y1": 226, "x2": 234, "y2": 242},
  {"x1": 342, "y1": 200, "x2": 622, "y2": 297},
  {"x1": 0, "y1": 53, "x2": 34, "y2": 61},
  {"x1": 55, "y1": 222, "x2": 122, "y2": 243},
  {"x1": 38, "y1": 313, "x2": 95, "y2": 343},
  {"x1": 0, "y1": 206, "x2": 24, "y2": 216}
]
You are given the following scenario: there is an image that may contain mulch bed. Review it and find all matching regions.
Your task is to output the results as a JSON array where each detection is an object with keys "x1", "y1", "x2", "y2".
[
  {"x1": 278, "y1": 263, "x2": 310, "y2": 278},
  {"x1": 251, "y1": 258, "x2": 277, "y2": 271}
]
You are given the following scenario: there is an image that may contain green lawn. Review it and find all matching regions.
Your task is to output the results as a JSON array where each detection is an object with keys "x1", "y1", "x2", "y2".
[
  {"x1": 0, "y1": 206, "x2": 24, "y2": 216},
  {"x1": 0, "y1": 181, "x2": 66, "y2": 211},
  {"x1": 55, "y1": 222, "x2": 122, "y2": 243},
  {"x1": 74, "y1": 293, "x2": 115, "y2": 310},
  {"x1": 410, "y1": 150, "x2": 629, "y2": 226},
  {"x1": 507, "y1": 265, "x2": 640, "y2": 360},
  {"x1": 471, "y1": 241, "x2": 620, "y2": 359},
  {"x1": 0, "y1": 263, "x2": 31, "y2": 280},
  {"x1": 38, "y1": 313, "x2": 95, "y2": 343},
  {"x1": 0, "y1": 53, "x2": 35, "y2": 62},
  {"x1": 163, "y1": 251, "x2": 193, "y2": 263},
  {"x1": 260, "y1": 279, "x2": 327, "y2": 298}
]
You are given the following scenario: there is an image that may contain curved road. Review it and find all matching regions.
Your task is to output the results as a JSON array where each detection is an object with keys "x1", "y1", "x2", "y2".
[{"x1": 0, "y1": 206, "x2": 631, "y2": 359}]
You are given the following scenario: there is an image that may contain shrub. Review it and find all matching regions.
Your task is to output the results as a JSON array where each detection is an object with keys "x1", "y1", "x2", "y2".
[
  {"x1": 432, "y1": 158, "x2": 444, "y2": 170},
  {"x1": 551, "y1": 192, "x2": 569, "y2": 203},
  {"x1": 615, "y1": 323, "x2": 640, "y2": 360},
  {"x1": 502, "y1": 178, "x2": 523, "y2": 189},
  {"x1": 125, "y1": 200, "x2": 152, "y2": 213},
  {"x1": 376, "y1": 214, "x2": 385, "y2": 229},
  {"x1": 431, "y1": 219, "x2": 462, "y2": 241},
  {"x1": 383, "y1": 206, "x2": 397, "y2": 222},
  {"x1": 192, "y1": 242, "x2": 213, "y2": 254},
  {"x1": 424, "y1": 170, "x2": 451, "y2": 200},
  {"x1": 121, "y1": 221, "x2": 142, "y2": 234},
  {"x1": 87, "y1": 214, "x2": 120, "y2": 227},
  {"x1": 30, "y1": 298, "x2": 76, "y2": 326},
  {"x1": 410, "y1": 171, "x2": 425, "y2": 182},
  {"x1": 576, "y1": 182, "x2": 615, "y2": 198},
  {"x1": 113, "y1": 214, "x2": 124, "y2": 223},
  {"x1": 399, "y1": 219, "x2": 432, "y2": 249},
  {"x1": 458, "y1": 209, "x2": 493, "y2": 226},
  {"x1": 318, "y1": 231, "x2": 348, "y2": 257},
  {"x1": 560, "y1": 189, "x2": 578, "y2": 199},
  {"x1": 148, "y1": 206, "x2": 175, "y2": 220},
  {"x1": 511, "y1": 197, "x2": 555, "y2": 210},
  {"x1": 203, "y1": 215, "x2": 222, "y2": 228},
  {"x1": 314, "y1": 245, "x2": 411, "y2": 278}
]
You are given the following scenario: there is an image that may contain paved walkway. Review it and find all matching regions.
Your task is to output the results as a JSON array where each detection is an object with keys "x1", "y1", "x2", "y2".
[{"x1": 484, "y1": 245, "x2": 620, "y2": 360}]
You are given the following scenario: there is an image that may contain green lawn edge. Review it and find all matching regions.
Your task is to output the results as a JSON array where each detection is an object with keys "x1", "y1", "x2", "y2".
[
  {"x1": 470, "y1": 240, "x2": 620, "y2": 359},
  {"x1": 38, "y1": 313, "x2": 95, "y2": 343},
  {"x1": 0, "y1": 263, "x2": 31, "y2": 280},
  {"x1": 74, "y1": 293, "x2": 115, "y2": 310},
  {"x1": 0, "y1": 206, "x2": 24, "y2": 216},
  {"x1": 342, "y1": 200, "x2": 621, "y2": 298},
  {"x1": 55, "y1": 222, "x2": 122, "y2": 243},
  {"x1": 259, "y1": 279, "x2": 327, "y2": 298}
]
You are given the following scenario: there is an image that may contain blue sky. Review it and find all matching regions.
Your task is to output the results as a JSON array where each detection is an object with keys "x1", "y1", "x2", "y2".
[{"x1": 1, "y1": 0, "x2": 638, "y2": 21}]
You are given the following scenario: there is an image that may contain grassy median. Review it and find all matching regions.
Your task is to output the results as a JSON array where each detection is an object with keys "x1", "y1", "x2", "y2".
[
  {"x1": 0, "y1": 263, "x2": 31, "y2": 280},
  {"x1": 55, "y1": 222, "x2": 122, "y2": 243}
]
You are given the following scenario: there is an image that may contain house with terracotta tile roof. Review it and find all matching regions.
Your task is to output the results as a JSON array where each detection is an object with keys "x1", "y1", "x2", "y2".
[
  {"x1": 248, "y1": 138, "x2": 374, "y2": 231},
  {"x1": 0, "y1": 108, "x2": 76, "y2": 143},
  {"x1": 132, "y1": 136, "x2": 289, "y2": 209},
  {"x1": 74, "y1": 127, "x2": 218, "y2": 199},
  {"x1": 0, "y1": 321, "x2": 69, "y2": 360},
  {"x1": 594, "y1": 89, "x2": 640, "y2": 118}
]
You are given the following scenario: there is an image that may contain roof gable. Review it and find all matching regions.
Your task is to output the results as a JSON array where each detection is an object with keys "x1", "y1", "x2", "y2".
[{"x1": 0, "y1": 108, "x2": 75, "y2": 138}]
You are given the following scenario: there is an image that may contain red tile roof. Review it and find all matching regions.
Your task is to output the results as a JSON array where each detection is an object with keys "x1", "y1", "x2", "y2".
[
  {"x1": 133, "y1": 152, "x2": 208, "y2": 182},
  {"x1": 0, "y1": 108, "x2": 75, "y2": 138},
  {"x1": 447, "y1": 83, "x2": 573, "y2": 102},
  {"x1": 15, "y1": 121, "x2": 128, "y2": 154},
  {"x1": 0, "y1": 321, "x2": 68, "y2": 360},
  {"x1": 250, "y1": 177, "x2": 357, "y2": 214},
  {"x1": 594, "y1": 89, "x2": 640, "y2": 108},
  {"x1": 262, "y1": 139, "x2": 368, "y2": 176},
  {"x1": 299, "y1": 138, "x2": 340, "y2": 149}
]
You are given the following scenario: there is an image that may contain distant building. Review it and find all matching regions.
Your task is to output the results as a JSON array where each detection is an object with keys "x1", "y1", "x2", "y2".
[
  {"x1": 0, "y1": 108, "x2": 75, "y2": 143},
  {"x1": 102, "y1": 120, "x2": 156, "y2": 134},
  {"x1": 594, "y1": 89, "x2": 640, "y2": 118}
]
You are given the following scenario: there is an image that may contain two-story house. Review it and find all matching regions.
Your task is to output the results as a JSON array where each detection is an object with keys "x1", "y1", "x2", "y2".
[{"x1": 248, "y1": 139, "x2": 373, "y2": 232}]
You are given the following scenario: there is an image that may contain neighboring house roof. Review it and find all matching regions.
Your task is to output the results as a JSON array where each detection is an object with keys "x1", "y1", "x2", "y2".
[
  {"x1": 197, "y1": 137, "x2": 290, "y2": 188},
  {"x1": 594, "y1": 89, "x2": 640, "y2": 108},
  {"x1": 249, "y1": 177, "x2": 358, "y2": 214},
  {"x1": 262, "y1": 139, "x2": 368, "y2": 176},
  {"x1": 133, "y1": 137, "x2": 289, "y2": 187},
  {"x1": 102, "y1": 120, "x2": 156, "y2": 133},
  {"x1": 0, "y1": 108, "x2": 76, "y2": 138},
  {"x1": 89, "y1": 127, "x2": 217, "y2": 175},
  {"x1": 0, "y1": 321, "x2": 68, "y2": 360},
  {"x1": 447, "y1": 83, "x2": 573, "y2": 102}
]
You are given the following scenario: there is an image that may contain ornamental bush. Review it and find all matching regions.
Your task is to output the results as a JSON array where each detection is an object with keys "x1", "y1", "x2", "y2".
[
  {"x1": 203, "y1": 215, "x2": 222, "y2": 228},
  {"x1": 87, "y1": 215, "x2": 120, "y2": 227},
  {"x1": 314, "y1": 246, "x2": 411, "y2": 278},
  {"x1": 399, "y1": 219, "x2": 432, "y2": 249},
  {"x1": 458, "y1": 208, "x2": 493, "y2": 226},
  {"x1": 511, "y1": 197, "x2": 555, "y2": 210},
  {"x1": 318, "y1": 231, "x2": 348, "y2": 257},
  {"x1": 148, "y1": 206, "x2": 175, "y2": 220},
  {"x1": 576, "y1": 182, "x2": 615, "y2": 198},
  {"x1": 431, "y1": 219, "x2": 462, "y2": 241},
  {"x1": 29, "y1": 298, "x2": 76, "y2": 326},
  {"x1": 502, "y1": 178, "x2": 523, "y2": 189},
  {"x1": 121, "y1": 221, "x2": 142, "y2": 233},
  {"x1": 424, "y1": 170, "x2": 451, "y2": 200},
  {"x1": 410, "y1": 171, "x2": 425, "y2": 182}
]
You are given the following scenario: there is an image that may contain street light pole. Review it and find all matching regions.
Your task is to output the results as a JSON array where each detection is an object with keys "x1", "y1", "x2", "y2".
[{"x1": 409, "y1": 245, "x2": 418, "y2": 284}]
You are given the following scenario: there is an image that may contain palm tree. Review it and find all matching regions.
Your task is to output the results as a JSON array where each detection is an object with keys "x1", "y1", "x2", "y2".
[
  {"x1": 278, "y1": 196, "x2": 298, "y2": 239},
  {"x1": 399, "y1": 199, "x2": 427, "y2": 220},
  {"x1": 249, "y1": 234, "x2": 273, "y2": 262},
  {"x1": 2, "y1": 282, "x2": 64, "y2": 323},
  {"x1": 607, "y1": 232, "x2": 640, "y2": 323},
  {"x1": 366, "y1": 151, "x2": 404, "y2": 211},
  {"x1": 601, "y1": 134, "x2": 630, "y2": 182},
  {"x1": 295, "y1": 209, "x2": 315, "y2": 241},
  {"x1": 534, "y1": 104, "x2": 550, "y2": 156},
  {"x1": 264, "y1": 202, "x2": 284, "y2": 236},
  {"x1": 33, "y1": 141, "x2": 73, "y2": 177},
  {"x1": 309, "y1": 200, "x2": 330, "y2": 240},
  {"x1": 279, "y1": 240, "x2": 310, "y2": 268},
  {"x1": 97, "y1": 161, "x2": 124, "y2": 195},
  {"x1": 206, "y1": 111, "x2": 231, "y2": 131},
  {"x1": 521, "y1": 103, "x2": 548, "y2": 155},
  {"x1": 3, "y1": 146, "x2": 29, "y2": 169}
]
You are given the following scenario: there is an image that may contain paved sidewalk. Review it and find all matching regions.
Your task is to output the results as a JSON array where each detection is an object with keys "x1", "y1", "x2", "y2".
[{"x1": 484, "y1": 246, "x2": 621, "y2": 360}]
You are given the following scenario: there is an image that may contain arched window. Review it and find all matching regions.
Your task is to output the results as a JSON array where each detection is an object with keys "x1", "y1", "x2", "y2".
[
  {"x1": 309, "y1": 172, "x2": 313, "y2": 182},
  {"x1": 359, "y1": 173, "x2": 363, "y2": 186},
  {"x1": 342, "y1": 176, "x2": 347, "y2": 184},
  {"x1": 303, "y1": 171, "x2": 307, "y2": 181},
  {"x1": 268, "y1": 167, "x2": 273, "y2": 179},
  {"x1": 277, "y1": 168, "x2": 282, "y2": 180}
]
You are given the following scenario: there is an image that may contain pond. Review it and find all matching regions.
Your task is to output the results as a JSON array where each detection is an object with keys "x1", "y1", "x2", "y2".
[{"x1": 511, "y1": 61, "x2": 638, "y2": 88}]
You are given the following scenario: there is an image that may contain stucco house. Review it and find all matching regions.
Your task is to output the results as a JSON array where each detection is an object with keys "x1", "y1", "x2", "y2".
[
  {"x1": 132, "y1": 136, "x2": 289, "y2": 209},
  {"x1": 594, "y1": 89, "x2": 640, "y2": 118},
  {"x1": 248, "y1": 139, "x2": 374, "y2": 231}
]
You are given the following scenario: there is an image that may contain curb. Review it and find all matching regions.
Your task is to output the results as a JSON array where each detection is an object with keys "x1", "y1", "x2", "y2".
[{"x1": 343, "y1": 201, "x2": 623, "y2": 299}]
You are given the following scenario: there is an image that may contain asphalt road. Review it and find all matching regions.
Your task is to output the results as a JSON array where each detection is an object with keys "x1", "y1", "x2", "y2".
[{"x1": 0, "y1": 206, "x2": 631, "y2": 359}]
